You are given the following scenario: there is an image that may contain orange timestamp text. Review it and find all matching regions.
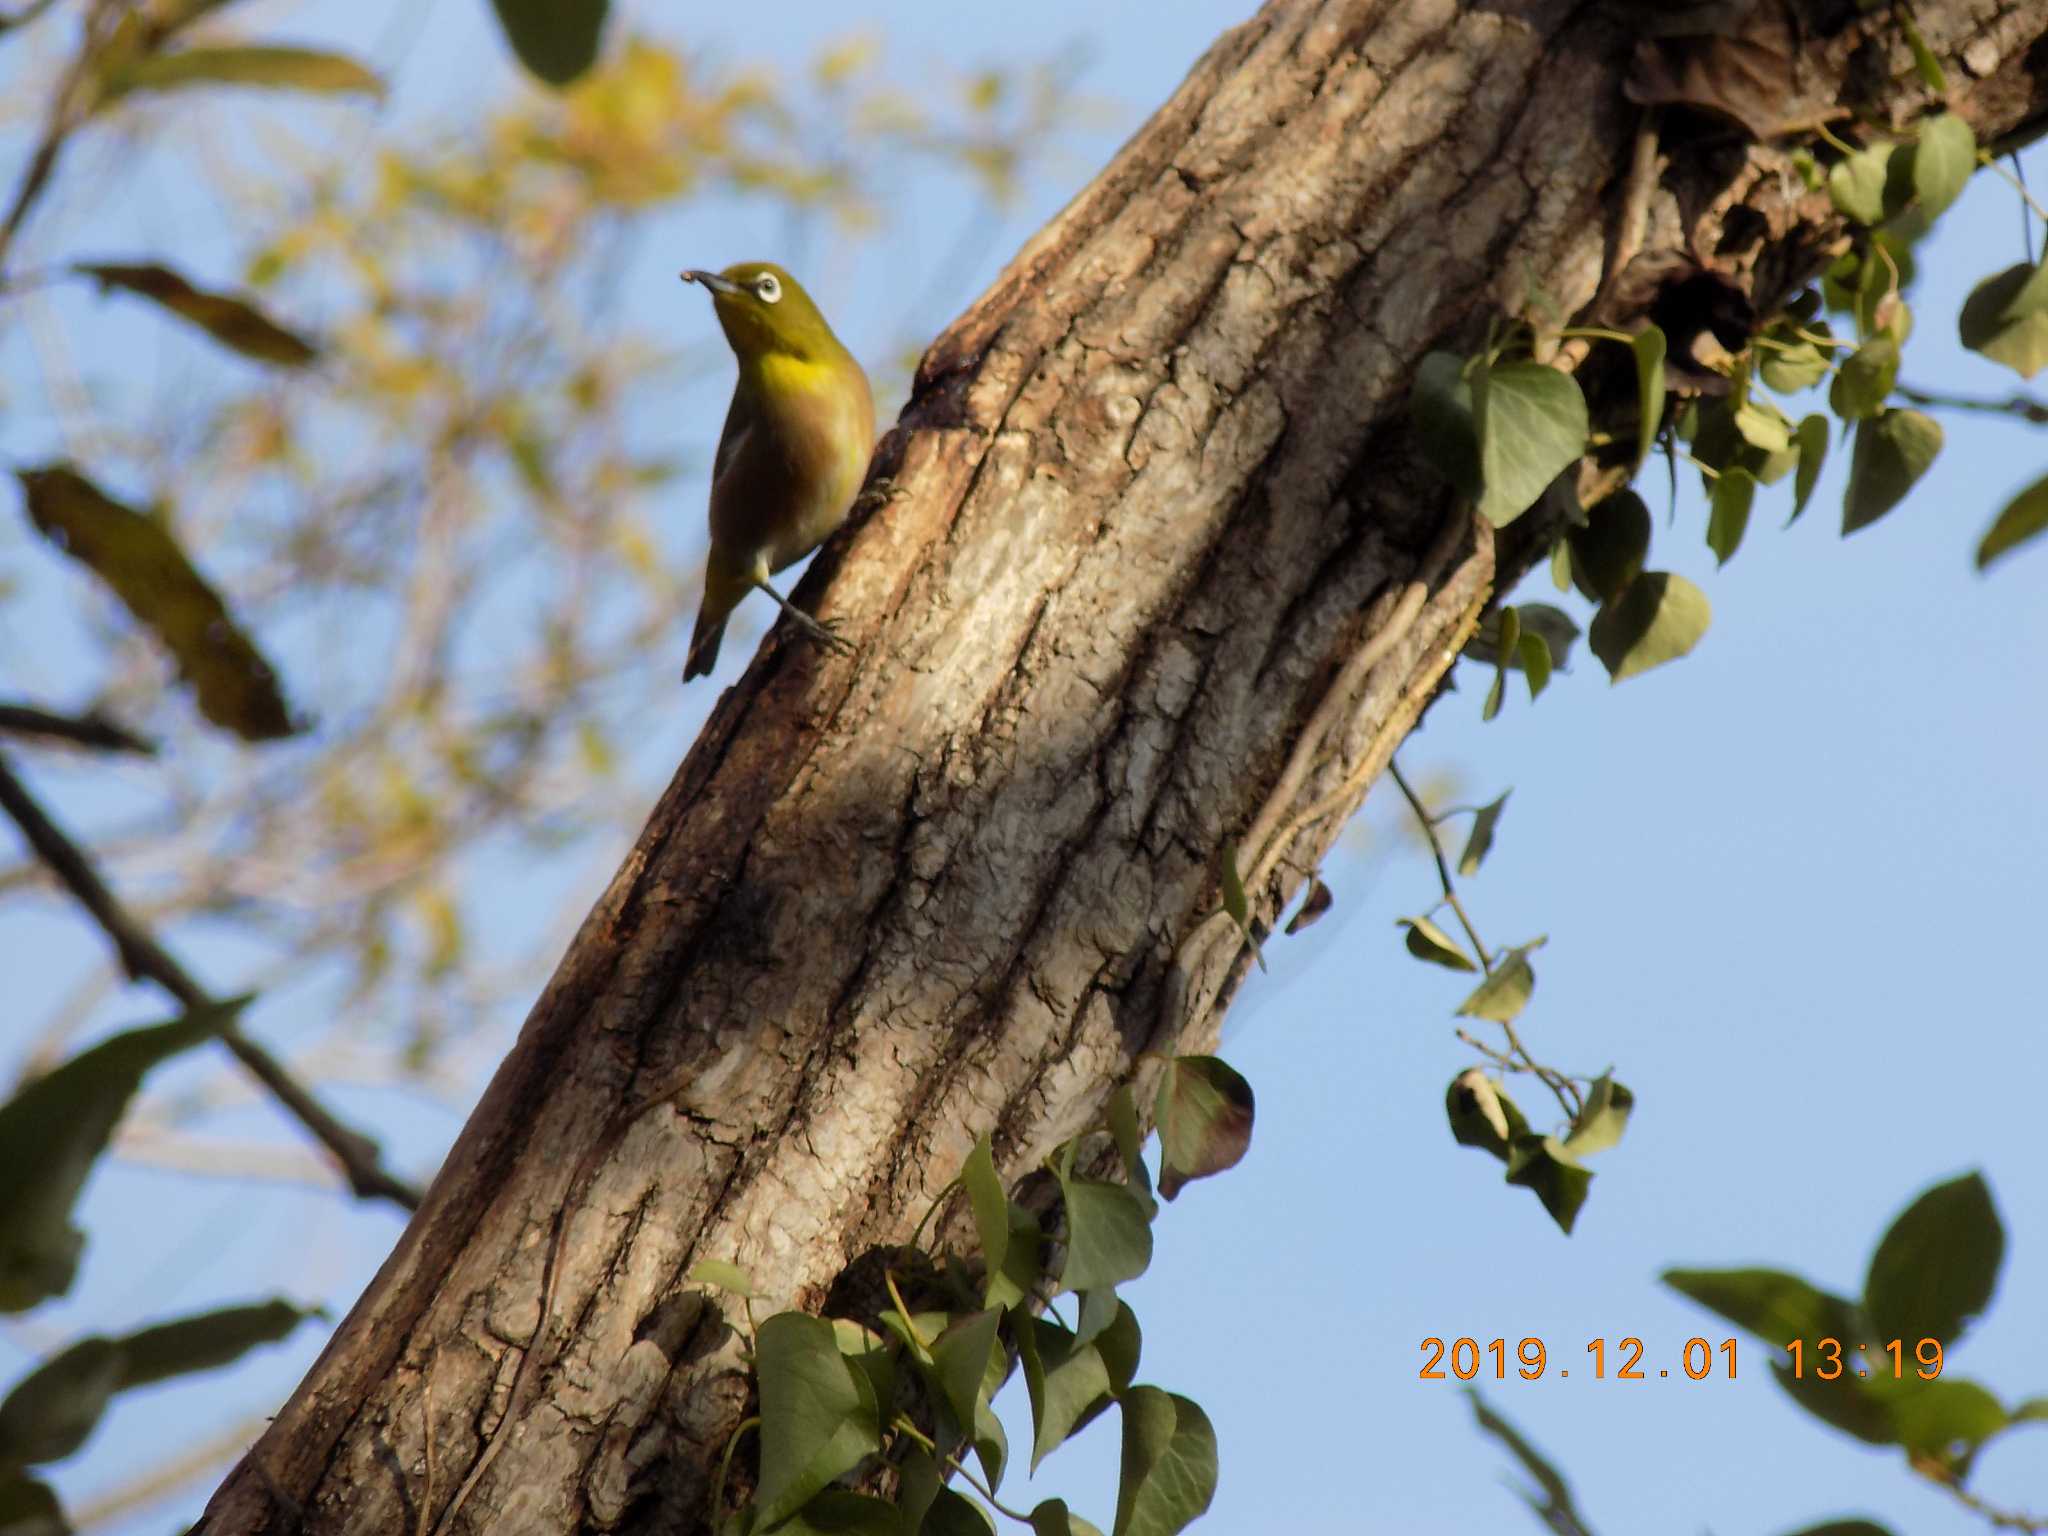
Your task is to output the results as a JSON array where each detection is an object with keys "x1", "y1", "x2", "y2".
[
  {"x1": 1783, "y1": 1337, "x2": 1944, "y2": 1380},
  {"x1": 1420, "y1": 1336, "x2": 1739, "y2": 1381}
]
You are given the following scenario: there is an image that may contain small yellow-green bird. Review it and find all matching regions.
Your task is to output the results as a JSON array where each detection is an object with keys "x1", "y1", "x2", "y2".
[{"x1": 679, "y1": 261, "x2": 875, "y2": 681}]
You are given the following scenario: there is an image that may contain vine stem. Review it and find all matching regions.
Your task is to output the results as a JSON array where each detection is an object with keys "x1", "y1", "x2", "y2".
[
  {"x1": 1453, "y1": 1028, "x2": 1522, "y2": 1074},
  {"x1": 710, "y1": 1416, "x2": 761, "y2": 1536},
  {"x1": 1388, "y1": 758, "x2": 1582, "y2": 1121},
  {"x1": 882, "y1": 1269, "x2": 930, "y2": 1355},
  {"x1": 1813, "y1": 121, "x2": 1858, "y2": 156},
  {"x1": 2015, "y1": 152, "x2": 2036, "y2": 264},
  {"x1": 1556, "y1": 324, "x2": 1638, "y2": 348},
  {"x1": 905, "y1": 1175, "x2": 962, "y2": 1256},
  {"x1": 1753, "y1": 331, "x2": 1847, "y2": 360},
  {"x1": 1152, "y1": 509, "x2": 1474, "y2": 1053},
  {"x1": 1979, "y1": 151, "x2": 2048, "y2": 227},
  {"x1": 1897, "y1": 381, "x2": 2048, "y2": 422},
  {"x1": 888, "y1": 1418, "x2": 1036, "y2": 1527},
  {"x1": 1787, "y1": 328, "x2": 1855, "y2": 352},
  {"x1": 1388, "y1": 759, "x2": 1491, "y2": 972}
]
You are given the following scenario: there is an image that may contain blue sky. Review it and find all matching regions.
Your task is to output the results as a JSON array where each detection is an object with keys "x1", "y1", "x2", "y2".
[{"x1": 2, "y1": 2, "x2": 2044, "y2": 1533}]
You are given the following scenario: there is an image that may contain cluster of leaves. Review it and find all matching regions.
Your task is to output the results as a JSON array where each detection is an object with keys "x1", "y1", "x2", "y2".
[
  {"x1": 1692, "y1": 102, "x2": 2048, "y2": 550},
  {"x1": 696, "y1": 1058, "x2": 1253, "y2": 1536},
  {"x1": 1412, "y1": 94, "x2": 2044, "y2": 728},
  {"x1": 0, "y1": 999, "x2": 314, "y2": 1527},
  {"x1": 1666, "y1": 1172, "x2": 2046, "y2": 1505},
  {"x1": 1797, "y1": 104, "x2": 2048, "y2": 568},
  {"x1": 1369, "y1": 770, "x2": 1634, "y2": 1235},
  {"x1": 1394, "y1": 90, "x2": 2048, "y2": 1240},
  {"x1": 1700, "y1": 109, "x2": 1969, "y2": 552},
  {"x1": 1617, "y1": 0, "x2": 2048, "y2": 569},
  {"x1": 1410, "y1": 319, "x2": 1700, "y2": 696},
  {"x1": 1444, "y1": 1068, "x2": 1633, "y2": 1237},
  {"x1": 1464, "y1": 1172, "x2": 2046, "y2": 1536}
]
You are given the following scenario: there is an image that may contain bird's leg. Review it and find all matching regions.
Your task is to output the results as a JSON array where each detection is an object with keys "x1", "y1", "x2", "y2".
[{"x1": 753, "y1": 578, "x2": 855, "y2": 656}]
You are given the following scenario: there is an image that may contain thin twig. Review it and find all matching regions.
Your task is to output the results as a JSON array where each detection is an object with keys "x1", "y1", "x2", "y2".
[
  {"x1": 1896, "y1": 382, "x2": 2048, "y2": 423},
  {"x1": 0, "y1": 0, "x2": 118, "y2": 276},
  {"x1": 1454, "y1": 1028, "x2": 1523, "y2": 1074},
  {"x1": 1919, "y1": 1459, "x2": 2048, "y2": 1534},
  {"x1": 68, "y1": 1412, "x2": 269, "y2": 1531},
  {"x1": 0, "y1": 753, "x2": 420, "y2": 1208},
  {"x1": 0, "y1": 701, "x2": 156, "y2": 756},
  {"x1": 0, "y1": 262, "x2": 86, "y2": 300},
  {"x1": 110, "y1": 1124, "x2": 345, "y2": 1189},
  {"x1": 0, "y1": 0, "x2": 63, "y2": 34}
]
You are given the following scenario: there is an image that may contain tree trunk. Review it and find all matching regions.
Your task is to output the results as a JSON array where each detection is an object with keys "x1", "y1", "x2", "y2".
[{"x1": 198, "y1": 2, "x2": 2048, "y2": 1532}]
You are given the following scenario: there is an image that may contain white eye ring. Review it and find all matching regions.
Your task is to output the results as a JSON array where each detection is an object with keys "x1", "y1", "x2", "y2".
[{"x1": 754, "y1": 273, "x2": 782, "y2": 304}]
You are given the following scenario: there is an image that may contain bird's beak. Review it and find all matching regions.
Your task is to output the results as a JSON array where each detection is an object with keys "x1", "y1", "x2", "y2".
[{"x1": 681, "y1": 269, "x2": 743, "y2": 298}]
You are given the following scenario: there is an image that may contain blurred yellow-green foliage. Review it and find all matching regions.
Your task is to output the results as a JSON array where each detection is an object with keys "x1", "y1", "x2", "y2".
[
  {"x1": 3, "y1": 17, "x2": 1090, "y2": 1073},
  {"x1": 0, "y1": 3, "x2": 1098, "y2": 1519}
]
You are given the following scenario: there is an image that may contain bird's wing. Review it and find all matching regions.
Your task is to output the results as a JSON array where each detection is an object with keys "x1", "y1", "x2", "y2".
[{"x1": 711, "y1": 388, "x2": 750, "y2": 486}]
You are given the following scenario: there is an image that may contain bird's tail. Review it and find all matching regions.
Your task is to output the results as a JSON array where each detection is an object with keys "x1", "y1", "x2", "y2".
[
  {"x1": 683, "y1": 610, "x2": 728, "y2": 680},
  {"x1": 683, "y1": 559, "x2": 746, "y2": 681}
]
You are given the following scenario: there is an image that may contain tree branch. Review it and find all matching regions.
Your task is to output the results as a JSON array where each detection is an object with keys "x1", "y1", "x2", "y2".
[
  {"x1": 0, "y1": 0, "x2": 60, "y2": 36},
  {"x1": 0, "y1": 700, "x2": 155, "y2": 756},
  {"x1": 0, "y1": 753, "x2": 420, "y2": 1209}
]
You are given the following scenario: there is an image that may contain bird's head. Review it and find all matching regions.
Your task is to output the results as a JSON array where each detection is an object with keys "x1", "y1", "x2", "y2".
[{"x1": 682, "y1": 261, "x2": 840, "y2": 363}]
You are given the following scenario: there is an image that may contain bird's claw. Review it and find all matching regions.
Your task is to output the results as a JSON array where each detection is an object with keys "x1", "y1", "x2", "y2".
[
  {"x1": 790, "y1": 610, "x2": 856, "y2": 657},
  {"x1": 852, "y1": 476, "x2": 899, "y2": 517}
]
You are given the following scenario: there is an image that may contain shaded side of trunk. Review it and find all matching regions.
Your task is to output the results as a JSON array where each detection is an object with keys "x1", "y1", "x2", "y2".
[{"x1": 198, "y1": 2, "x2": 2048, "y2": 1532}]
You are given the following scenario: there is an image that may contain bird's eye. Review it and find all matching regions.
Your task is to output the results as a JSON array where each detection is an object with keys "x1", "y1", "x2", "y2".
[{"x1": 754, "y1": 273, "x2": 782, "y2": 304}]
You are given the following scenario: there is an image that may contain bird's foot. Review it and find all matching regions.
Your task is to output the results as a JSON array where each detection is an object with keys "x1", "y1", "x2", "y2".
[
  {"x1": 852, "y1": 476, "x2": 899, "y2": 517},
  {"x1": 787, "y1": 607, "x2": 856, "y2": 658}
]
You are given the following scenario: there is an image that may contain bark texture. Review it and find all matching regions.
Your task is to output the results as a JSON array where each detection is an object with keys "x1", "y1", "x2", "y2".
[{"x1": 199, "y1": 2, "x2": 2048, "y2": 1533}]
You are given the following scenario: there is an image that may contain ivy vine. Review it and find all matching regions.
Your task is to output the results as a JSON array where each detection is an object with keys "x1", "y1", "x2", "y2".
[{"x1": 695, "y1": 1058, "x2": 1252, "y2": 1536}]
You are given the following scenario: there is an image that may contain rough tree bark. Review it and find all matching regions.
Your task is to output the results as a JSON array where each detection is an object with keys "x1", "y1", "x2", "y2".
[{"x1": 198, "y1": 2, "x2": 2048, "y2": 1532}]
